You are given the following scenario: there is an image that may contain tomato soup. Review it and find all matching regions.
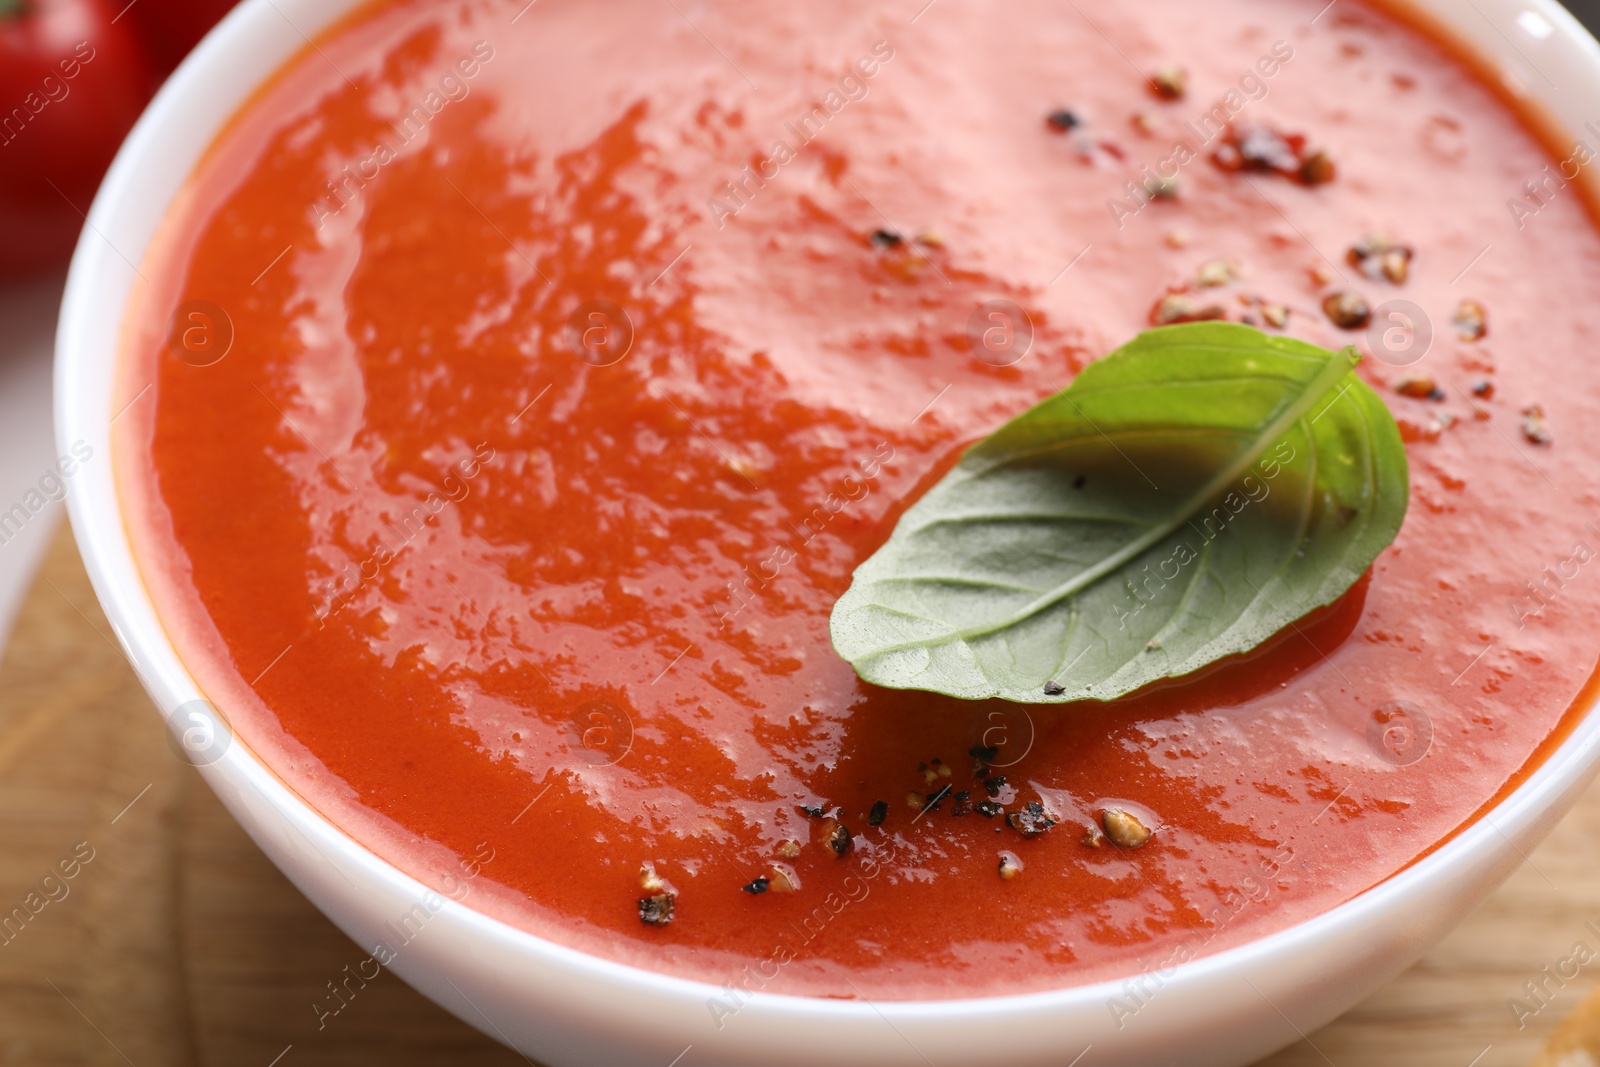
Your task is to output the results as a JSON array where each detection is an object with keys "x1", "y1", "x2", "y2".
[{"x1": 118, "y1": 0, "x2": 1600, "y2": 1000}]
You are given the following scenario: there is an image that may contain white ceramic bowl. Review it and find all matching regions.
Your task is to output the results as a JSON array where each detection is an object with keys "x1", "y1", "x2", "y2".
[{"x1": 55, "y1": 1, "x2": 1600, "y2": 1063}]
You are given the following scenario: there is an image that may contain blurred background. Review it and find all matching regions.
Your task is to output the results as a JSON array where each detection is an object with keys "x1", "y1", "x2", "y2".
[
  {"x1": 5, "y1": 1, "x2": 1600, "y2": 1065},
  {"x1": 0, "y1": 0, "x2": 239, "y2": 648}
]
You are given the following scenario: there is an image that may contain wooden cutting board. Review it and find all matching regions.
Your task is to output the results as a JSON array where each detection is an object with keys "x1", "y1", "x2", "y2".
[{"x1": 1, "y1": 522, "x2": 1595, "y2": 1067}]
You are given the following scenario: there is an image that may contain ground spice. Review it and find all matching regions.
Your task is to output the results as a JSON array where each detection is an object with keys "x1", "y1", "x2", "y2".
[
  {"x1": 1102, "y1": 808, "x2": 1153, "y2": 848},
  {"x1": 639, "y1": 893, "x2": 675, "y2": 926},
  {"x1": 1322, "y1": 289, "x2": 1371, "y2": 329},
  {"x1": 1008, "y1": 801, "x2": 1056, "y2": 837}
]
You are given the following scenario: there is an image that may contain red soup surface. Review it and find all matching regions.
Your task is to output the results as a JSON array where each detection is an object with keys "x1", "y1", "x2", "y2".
[{"x1": 119, "y1": 0, "x2": 1600, "y2": 1000}]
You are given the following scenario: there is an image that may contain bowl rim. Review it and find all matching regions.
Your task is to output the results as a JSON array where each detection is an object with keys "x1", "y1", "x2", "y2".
[{"x1": 53, "y1": 0, "x2": 1600, "y2": 1035}]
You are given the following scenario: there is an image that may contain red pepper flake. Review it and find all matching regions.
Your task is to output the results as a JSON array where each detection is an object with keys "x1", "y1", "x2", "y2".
[
  {"x1": 638, "y1": 892, "x2": 675, "y2": 926},
  {"x1": 1213, "y1": 123, "x2": 1334, "y2": 186},
  {"x1": 951, "y1": 790, "x2": 972, "y2": 816},
  {"x1": 1082, "y1": 138, "x2": 1126, "y2": 164},
  {"x1": 1522, "y1": 405, "x2": 1552, "y2": 445},
  {"x1": 982, "y1": 774, "x2": 1007, "y2": 798},
  {"x1": 742, "y1": 876, "x2": 769, "y2": 895},
  {"x1": 1454, "y1": 299, "x2": 1488, "y2": 341},
  {"x1": 868, "y1": 800, "x2": 888, "y2": 826},
  {"x1": 869, "y1": 228, "x2": 904, "y2": 248},
  {"x1": 1152, "y1": 292, "x2": 1227, "y2": 326},
  {"x1": 799, "y1": 803, "x2": 829, "y2": 818},
  {"x1": 1321, "y1": 289, "x2": 1371, "y2": 329},
  {"x1": 974, "y1": 800, "x2": 1003, "y2": 818},
  {"x1": 1008, "y1": 801, "x2": 1057, "y2": 838},
  {"x1": 968, "y1": 743, "x2": 999, "y2": 763},
  {"x1": 1472, "y1": 379, "x2": 1494, "y2": 399}
]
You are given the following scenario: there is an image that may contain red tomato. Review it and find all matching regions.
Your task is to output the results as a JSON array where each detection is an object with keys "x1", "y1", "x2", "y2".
[
  {"x1": 0, "y1": 0, "x2": 156, "y2": 278},
  {"x1": 127, "y1": 0, "x2": 239, "y2": 74}
]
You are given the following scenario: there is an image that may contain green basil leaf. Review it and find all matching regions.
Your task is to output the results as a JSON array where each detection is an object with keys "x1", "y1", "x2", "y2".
[{"x1": 830, "y1": 322, "x2": 1409, "y2": 703}]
